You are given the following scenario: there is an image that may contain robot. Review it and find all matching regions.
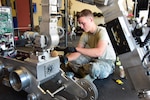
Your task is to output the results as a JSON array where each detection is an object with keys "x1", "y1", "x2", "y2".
[{"x1": 0, "y1": 0, "x2": 100, "y2": 100}]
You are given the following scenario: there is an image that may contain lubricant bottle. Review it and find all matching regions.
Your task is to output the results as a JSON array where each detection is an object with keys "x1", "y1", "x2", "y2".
[
  {"x1": 115, "y1": 56, "x2": 125, "y2": 78},
  {"x1": 115, "y1": 56, "x2": 121, "y2": 67},
  {"x1": 119, "y1": 66, "x2": 125, "y2": 78}
]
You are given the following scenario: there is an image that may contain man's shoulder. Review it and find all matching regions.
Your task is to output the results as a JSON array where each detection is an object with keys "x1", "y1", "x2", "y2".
[
  {"x1": 97, "y1": 26, "x2": 107, "y2": 34},
  {"x1": 97, "y1": 25, "x2": 106, "y2": 30}
]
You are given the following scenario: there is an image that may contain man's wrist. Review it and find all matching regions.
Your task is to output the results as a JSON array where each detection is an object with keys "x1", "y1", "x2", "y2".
[
  {"x1": 64, "y1": 56, "x2": 68, "y2": 64},
  {"x1": 60, "y1": 56, "x2": 68, "y2": 64}
]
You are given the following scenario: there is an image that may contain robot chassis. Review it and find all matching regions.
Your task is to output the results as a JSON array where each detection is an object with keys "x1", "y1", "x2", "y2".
[{"x1": 0, "y1": 0, "x2": 99, "y2": 100}]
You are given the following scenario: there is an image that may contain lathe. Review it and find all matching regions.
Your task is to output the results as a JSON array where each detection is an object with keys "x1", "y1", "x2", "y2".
[{"x1": 0, "y1": 0, "x2": 100, "y2": 100}]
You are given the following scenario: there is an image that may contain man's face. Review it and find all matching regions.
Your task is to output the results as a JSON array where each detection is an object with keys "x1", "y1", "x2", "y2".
[{"x1": 78, "y1": 16, "x2": 92, "y2": 32}]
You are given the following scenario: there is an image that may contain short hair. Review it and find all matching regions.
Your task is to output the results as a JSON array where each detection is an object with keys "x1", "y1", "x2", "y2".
[{"x1": 76, "y1": 9, "x2": 93, "y2": 19}]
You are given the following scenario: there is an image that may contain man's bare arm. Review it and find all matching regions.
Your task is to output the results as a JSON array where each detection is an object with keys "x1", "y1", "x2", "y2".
[{"x1": 76, "y1": 40, "x2": 108, "y2": 57}]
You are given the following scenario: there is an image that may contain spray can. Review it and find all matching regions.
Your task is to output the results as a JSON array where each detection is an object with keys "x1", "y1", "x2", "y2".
[{"x1": 119, "y1": 66, "x2": 125, "y2": 78}]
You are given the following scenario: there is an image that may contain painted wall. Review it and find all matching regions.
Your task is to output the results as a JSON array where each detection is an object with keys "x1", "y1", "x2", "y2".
[
  {"x1": 10, "y1": 0, "x2": 16, "y2": 17},
  {"x1": 32, "y1": 0, "x2": 42, "y2": 26},
  {"x1": 0, "y1": 0, "x2": 1, "y2": 6},
  {"x1": 67, "y1": 0, "x2": 104, "y2": 25}
]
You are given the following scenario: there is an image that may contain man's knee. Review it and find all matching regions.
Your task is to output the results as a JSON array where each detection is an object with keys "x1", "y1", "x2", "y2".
[{"x1": 90, "y1": 62, "x2": 114, "y2": 79}]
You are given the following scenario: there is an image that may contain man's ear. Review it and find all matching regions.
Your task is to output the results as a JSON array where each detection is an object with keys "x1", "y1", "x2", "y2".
[{"x1": 89, "y1": 16, "x2": 94, "y2": 22}]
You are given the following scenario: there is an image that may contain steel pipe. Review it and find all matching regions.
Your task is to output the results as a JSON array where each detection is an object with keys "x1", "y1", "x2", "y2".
[{"x1": 9, "y1": 68, "x2": 30, "y2": 91}]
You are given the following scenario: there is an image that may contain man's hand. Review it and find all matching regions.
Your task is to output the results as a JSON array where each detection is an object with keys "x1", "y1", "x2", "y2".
[
  {"x1": 64, "y1": 47, "x2": 77, "y2": 54},
  {"x1": 59, "y1": 55, "x2": 68, "y2": 64}
]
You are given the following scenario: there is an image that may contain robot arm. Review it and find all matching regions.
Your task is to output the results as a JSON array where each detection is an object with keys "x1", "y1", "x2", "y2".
[
  {"x1": 34, "y1": 0, "x2": 60, "y2": 50},
  {"x1": 76, "y1": 0, "x2": 113, "y2": 5}
]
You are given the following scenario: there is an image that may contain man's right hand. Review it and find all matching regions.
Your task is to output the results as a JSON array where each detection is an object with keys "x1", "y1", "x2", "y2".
[
  {"x1": 64, "y1": 47, "x2": 77, "y2": 55},
  {"x1": 59, "y1": 55, "x2": 68, "y2": 64}
]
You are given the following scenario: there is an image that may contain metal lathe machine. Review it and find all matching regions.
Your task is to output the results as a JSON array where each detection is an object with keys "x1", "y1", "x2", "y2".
[{"x1": 0, "y1": 0, "x2": 100, "y2": 100}]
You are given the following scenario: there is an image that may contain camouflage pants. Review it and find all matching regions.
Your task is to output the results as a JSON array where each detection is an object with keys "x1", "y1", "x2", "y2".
[{"x1": 69, "y1": 55, "x2": 115, "y2": 80}]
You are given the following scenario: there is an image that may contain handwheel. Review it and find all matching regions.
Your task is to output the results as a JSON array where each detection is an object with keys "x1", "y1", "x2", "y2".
[{"x1": 75, "y1": 79, "x2": 98, "y2": 100}]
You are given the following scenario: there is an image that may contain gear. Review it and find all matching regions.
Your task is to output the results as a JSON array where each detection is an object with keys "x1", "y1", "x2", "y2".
[{"x1": 75, "y1": 79, "x2": 98, "y2": 100}]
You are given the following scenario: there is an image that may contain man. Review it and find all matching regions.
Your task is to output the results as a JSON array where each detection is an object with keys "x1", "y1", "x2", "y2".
[{"x1": 60, "y1": 9, "x2": 116, "y2": 81}]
